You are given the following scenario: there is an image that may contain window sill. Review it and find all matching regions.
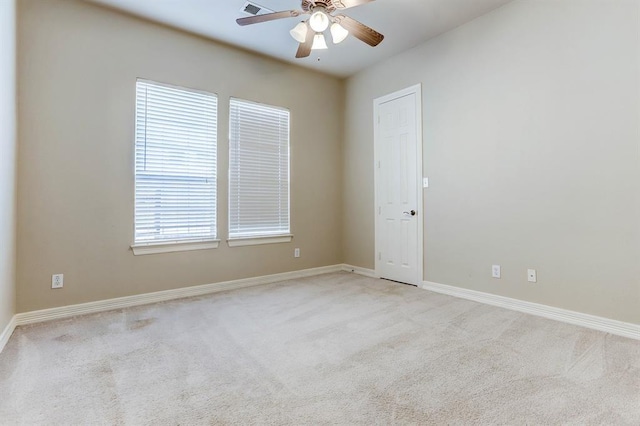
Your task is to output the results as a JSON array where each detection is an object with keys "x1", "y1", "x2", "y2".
[
  {"x1": 131, "y1": 239, "x2": 220, "y2": 256},
  {"x1": 227, "y1": 234, "x2": 293, "y2": 247}
]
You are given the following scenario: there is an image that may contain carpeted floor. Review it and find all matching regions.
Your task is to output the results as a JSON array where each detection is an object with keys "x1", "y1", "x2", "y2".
[{"x1": 0, "y1": 272, "x2": 638, "y2": 425}]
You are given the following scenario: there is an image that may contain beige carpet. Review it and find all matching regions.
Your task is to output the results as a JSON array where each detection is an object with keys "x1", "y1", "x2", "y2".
[{"x1": 0, "y1": 272, "x2": 638, "y2": 425}]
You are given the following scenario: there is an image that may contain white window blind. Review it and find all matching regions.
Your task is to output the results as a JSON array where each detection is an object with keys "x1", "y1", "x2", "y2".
[
  {"x1": 134, "y1": 79, "x2": 218, "y2": 245},
  {"x1": 229, "y1": 98, "x2": 290, "y2": 238}
]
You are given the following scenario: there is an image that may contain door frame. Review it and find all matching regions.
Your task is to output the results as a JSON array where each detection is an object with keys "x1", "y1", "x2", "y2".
[{"x1": 373, "y1": 84, "x2": 423, "y2": 285}]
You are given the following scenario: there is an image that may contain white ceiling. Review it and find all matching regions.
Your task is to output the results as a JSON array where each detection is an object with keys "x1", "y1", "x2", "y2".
[{"x1": 86, "y1": 0, "x2": 513, "y2": 78}]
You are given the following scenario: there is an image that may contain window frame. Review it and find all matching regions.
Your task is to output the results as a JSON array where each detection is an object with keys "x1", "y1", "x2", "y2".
[
  {"x1": 131, "y1": 79, "x2": 220, "y2": 255},
  {"x1": 227, "y1": 97, "x2": 292, "y2": 247}
]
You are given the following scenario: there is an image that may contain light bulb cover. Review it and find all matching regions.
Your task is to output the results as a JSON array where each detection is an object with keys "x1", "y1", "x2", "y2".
[
  {"x1": 330, "y1": 23, "x2": 349, "y2": 44},
  {"x1": 290, "y1": 22, "x2": 308, "y2": 43},
  {"x1": 309, "y1": 10, "x2": 330, "y2": 32},
  {"x1": 311, "y1": 33, "x2": 328, "y2": 50}
]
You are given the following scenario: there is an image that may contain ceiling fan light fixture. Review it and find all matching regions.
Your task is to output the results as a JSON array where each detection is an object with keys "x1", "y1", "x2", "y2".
[
  {"x1": 311, "y1": 33, "x2": 328, "y2": 50},
  {"x1": 330, "y1": 22, "x2": 349, "y2": 44},
  {"x1": 309, "y1": 9, "x2": 329, "y2": 32},
  {"x1": 235, "y1": 1, "x2": 384, "y2": 59},
  {"x1": 289, "y1": 21, "x2": 308, "y2": 43}
]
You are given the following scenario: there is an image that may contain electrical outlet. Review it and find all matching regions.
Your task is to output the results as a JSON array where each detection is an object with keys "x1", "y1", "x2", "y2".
[
  {"x1": 492, "y1": 265, "x2": 501, "y2": 279},
  {"x1": 52, "y1": 274, "x2": 64, "y2": 289},
  {"x1": 527, "y1": 269, "x2": 537, "y2": 283},
  {"x1": 294, "y1": 248, "x2": 300, "y2": 258}
]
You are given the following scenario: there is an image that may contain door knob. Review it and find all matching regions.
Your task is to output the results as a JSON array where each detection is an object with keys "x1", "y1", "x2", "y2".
[{"x1": 403, "y1": 210, "x2": 417, "y2": 216}]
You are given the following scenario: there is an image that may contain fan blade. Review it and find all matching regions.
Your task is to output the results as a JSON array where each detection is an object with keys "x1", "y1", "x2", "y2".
[
  {"x1": 332, "y1": 0, "x2": 374, "y2": 10},
  {"x1": 295, "y1": 29, "x2": 314, "y2": 58},
  {"x1": 236, "y1": 10, "x2": 303, "y2": 26},
  {"x1": 334, "y1": 15, "x2": 384, "y2": 47}
]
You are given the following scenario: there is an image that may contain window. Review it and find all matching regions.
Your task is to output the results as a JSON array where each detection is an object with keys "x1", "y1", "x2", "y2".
[
  {"x1": 132, "y1": 80, "x2": 218, "y2": 255},
  {"x1": 228, "y1": 98, "x2": 291, "y2": 246}
]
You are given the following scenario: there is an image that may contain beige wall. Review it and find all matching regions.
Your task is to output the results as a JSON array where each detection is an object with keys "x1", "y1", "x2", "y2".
[
  {"x1": 14, "y1": 0, "x2": 640, "y2": 324},
  {"x1": 0, "y1": 0, "x2": 17, "y2": 333},
  {"x1": 344, "y1": 0, "x2": 640, "y2": 323},
  {"x1": 16, "y1": 0, "x2": 343, "y2": 312}
]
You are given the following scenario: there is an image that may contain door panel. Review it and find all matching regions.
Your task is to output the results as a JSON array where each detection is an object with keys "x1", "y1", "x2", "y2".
[{"x1": 375, "y1": 89, "x2": 421, "y2": 285}]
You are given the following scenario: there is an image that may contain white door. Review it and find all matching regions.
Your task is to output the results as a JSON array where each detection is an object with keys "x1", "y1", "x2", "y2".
[{"x1": 374, "y1": 85, "x2": 422, "y2": 285}]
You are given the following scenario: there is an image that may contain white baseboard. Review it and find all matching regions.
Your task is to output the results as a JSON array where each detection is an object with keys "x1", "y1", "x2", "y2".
[
  {"x1": 10, "y1": 266, "x2": 635, "y2": 346},
  {"x1": 0, "y1": 315, "x2": 17, "y2": 354},
  {"x1": 421, "y1": 281, "x2": 639, "y2": 340},
  {"x1": 341, "y1": 264, "x2": 378, "y2": 278},
  {"x1": 15, "y1": 264, "x2": 344, "y2": 326}
]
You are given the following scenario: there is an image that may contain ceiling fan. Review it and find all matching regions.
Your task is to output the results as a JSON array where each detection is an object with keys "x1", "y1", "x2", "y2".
[{"x1": 236, "y1": 0, "x2": 384, "y2": 58}]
